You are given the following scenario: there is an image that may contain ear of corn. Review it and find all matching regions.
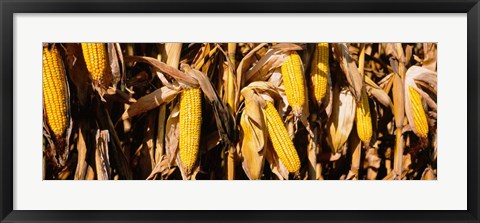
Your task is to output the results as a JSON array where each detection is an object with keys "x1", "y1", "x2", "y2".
[
  {"x1": 179, "y1": 88, "x2": 203, "y2": 173},
  {"x1": 240, "y1": 112, "x2": 265, "y2": 180},
  {"x1": 81, "y1": 43, "x2": 108, "y2": 81},
  {"x1": 43, "y1": 46, "x2": 68, "y2": 137},
  {"x1": 327, "y1": 87, "x2": 356, "y2": 153},
  {"x1": 408, "y1": 86, "x2": 429, "y2": 138},
  {"x1": 310, "y1": 43, "x2": 329, "y2": 107},
  {"x1": 281, "y1": 51, "x2": 306, "y2": 116},
  {"x1": 264, "y1": 101, "x2": 300, "y2": 173},
  {"x1": 355, "y1": 89, "x2": 373, "y2": 143}
]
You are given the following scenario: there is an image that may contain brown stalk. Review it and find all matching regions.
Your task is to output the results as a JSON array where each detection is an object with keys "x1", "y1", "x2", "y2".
[
  {"x1": 307, "y1": 126, "x2": 318, "y2": 180},
  {"x1": 226, "y1": 43, "x2": 237, "y2": 180},
  {"x1": 348, "y1": 131, "x2": 361, "y2": 180},
  {"x1": 392, "y1": 74, "x2": 405, "y2": 180},
  {"x1": 391, "y1": 44, "x2": 408, "y2": 180},
  {"x1": 156, "y1": 43, "x2": 182, "y2": 167}
]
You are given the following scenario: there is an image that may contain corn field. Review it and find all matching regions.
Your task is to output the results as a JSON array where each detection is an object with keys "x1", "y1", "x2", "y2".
[{"x1": 43, "y1": 43, "x2": 437, "y2": 180}]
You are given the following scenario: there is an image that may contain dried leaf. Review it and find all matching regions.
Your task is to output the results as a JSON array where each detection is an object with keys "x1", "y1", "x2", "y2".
[
  {"x1": 74, "y1": 127, "x2": 88, "y2": 180},
  {"x1": 365, "y1": 148, "x2": 381, "y2": 180},
  {"x1": 63, "y1": 43, "x2": 90, "y2": 106},
  {"x1": 368, "y1": 87, "x2": 393, "y2": 109},
  {"x1": 236, "y1": 43, "x2": 268, "y2": 107},
  {"x1": 95, "y1": 130, "x2": 111, "y2": 180},
  {"x1": 107, "y1": 43, "x2": 121, "y2": 88},
  {"x1": 422, "y1": 43, "x2": 437, "y2": 71},
  {"x1": 245, "y1": 49, "x2": 287, "y2": 83},
  {"x1": 333, "y1": 43, "x2": 363, "y2": 101},
  {"x1": 121, "y1": 86, "x2": 179, "y2": 120},
  {"x1": 365, "y1": 75, "x2": 393, "y2": 109},
  {"x1": 124, "y1": 55, "x2": 198, "y2": 86},
  {"x1": 407, "y1": 66, "x2": 437, "y2": 93},
  {"x1": 421, "y1": 167, "x2": 436, "y2": 180},
  {"x1": 165, "y1": 104, "x2": 180, "y2": 165},
  {"x1": 271, "y1": 43, "x2": 304, "y2": 51},
  {"x1": 146, "y1": 155, "x2": 176, "y2": 180},
  {"x1": 265, "y1": 141, "x2": 289, "y2": 180}
]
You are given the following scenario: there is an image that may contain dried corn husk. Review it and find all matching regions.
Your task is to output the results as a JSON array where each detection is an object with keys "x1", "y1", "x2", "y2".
[{"x1": 326, "y1": 86, "x2": 356, "y2": 153}]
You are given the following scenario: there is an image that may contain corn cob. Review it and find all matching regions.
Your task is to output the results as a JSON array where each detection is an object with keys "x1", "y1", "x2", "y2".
[
  {"x1": 179, "y1": 88, "x2": 202, "y2": 172},
  {"x1": 281, "y1": 51, "x2": 306, "y2": 116},
  {"x1": 310, "y1": 43, "x2": 329, "y2": 107},
  {"x1": 355, "y1": 89, "x2": 373, "y2": 143},
  {"x1": 81, "y1": 43, "x2": 108, "y2": 81},
  {"x1": 264, "y1": 101, "x2": 300, "y2": 173},
  {"x1": 42, "y1": 46, "x2": 67, "y2": 137},
  {"x1": 408, "y1": 86, "x2": 429, "y2": 138}
]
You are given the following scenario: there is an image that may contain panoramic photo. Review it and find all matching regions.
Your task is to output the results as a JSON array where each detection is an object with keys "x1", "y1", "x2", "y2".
[{"x1": 42, "y1": 43, "x2": 437, "y2": 180}]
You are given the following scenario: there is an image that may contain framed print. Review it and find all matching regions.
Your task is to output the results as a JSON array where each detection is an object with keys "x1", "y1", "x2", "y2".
[{"x1": 1, "y1": 0, "x2": 479, "y2": 222}]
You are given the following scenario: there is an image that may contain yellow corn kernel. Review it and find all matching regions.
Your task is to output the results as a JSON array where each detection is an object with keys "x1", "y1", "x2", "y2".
[
  {"x1": 179, "y1": 88, "x2": 202, "y2": 173},
  {"x1": 355, "y1": 89, "x2": 373, "y2": 143},
  {"x1": 310, "y1": 43, "x2": 329, "y2": 107},
  {"x1": 281, "y1": 51, "x2": 306, "y2": 116},
  {"x1": 81, "y1": 43, "x2": 108, "y2": 81},
  {"x1": 42, "y1": 46, "x2": 67, "y2": 137},
  {"x1": 408, "y1": 86, "x2": 429, "y2": 138},
  {"x1": 264, "y1": 101, "x2": 301, "y2": 173}
]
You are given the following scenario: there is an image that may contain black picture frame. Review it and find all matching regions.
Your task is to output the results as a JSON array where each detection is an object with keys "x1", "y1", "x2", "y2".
[{"x1": 1, "y1": 0, "x2": 479, "y2": 222}]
